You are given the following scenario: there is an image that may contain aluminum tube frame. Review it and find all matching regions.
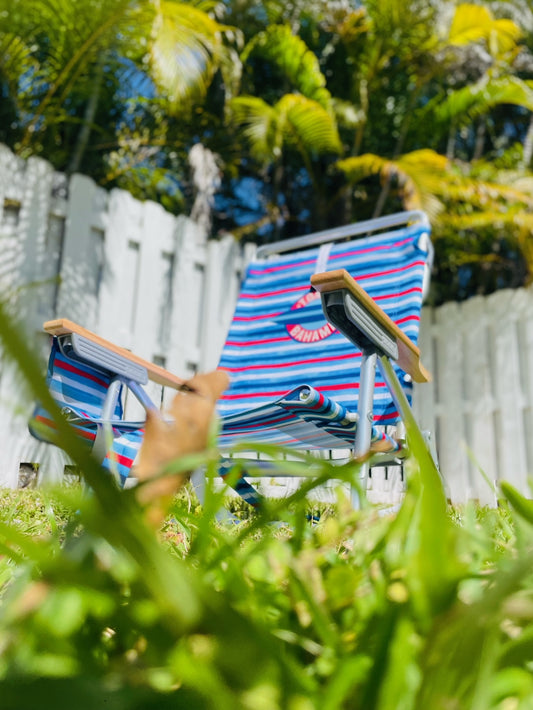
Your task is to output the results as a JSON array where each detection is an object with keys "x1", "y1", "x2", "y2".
[
  {"x1": 256, "y1": 211, "x2": 429, "y2": 258},
  {"x1": 92, "y1": 377, "x2": 124, "y2": 476},
  {"x1": 92, "y1": 377, "x2": 160, "y2": 480},
  {"x1": 351, "y1": 348, "x2": 377, "y2": 508}
]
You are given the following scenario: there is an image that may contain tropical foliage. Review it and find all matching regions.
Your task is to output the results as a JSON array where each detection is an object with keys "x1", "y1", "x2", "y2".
[{"x1": 1, "y1": 0, "x2": 533, "y2": 301}]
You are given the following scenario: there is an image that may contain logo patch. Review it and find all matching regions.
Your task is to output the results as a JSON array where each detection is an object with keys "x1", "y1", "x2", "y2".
[{"x1": 284, "y1": 290, "x2": 336, "y2": 343}]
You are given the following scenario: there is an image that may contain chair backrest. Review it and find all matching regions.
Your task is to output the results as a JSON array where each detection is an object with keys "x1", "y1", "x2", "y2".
[
  {"x1": 217, "y1": 211, "x2": 432, "y2": 426},
  {"x1": 29, "y1": 339, "x2": 124, "y2": 444}
]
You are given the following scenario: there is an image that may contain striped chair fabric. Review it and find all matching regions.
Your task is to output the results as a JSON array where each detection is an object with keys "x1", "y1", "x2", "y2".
[
  {"x1": 30, "y1": 341, "x2": 143, "y2": 482},
  {"x1": 217, "y1": 220, "x2": 431, "y2": 450}
]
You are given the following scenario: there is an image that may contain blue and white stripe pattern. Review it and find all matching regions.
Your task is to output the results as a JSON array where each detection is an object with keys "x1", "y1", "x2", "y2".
[
  {"x1": 30, "y1": 340, "x2": 144, "y2": 483},
  {"x1": 217, "y1": 222, "x2": 431, "y2": 448}
]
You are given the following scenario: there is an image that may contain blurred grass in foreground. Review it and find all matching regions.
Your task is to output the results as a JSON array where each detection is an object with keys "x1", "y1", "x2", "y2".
[{"x1": 2, "y1": 304, "x2": 533, "y2": 709}]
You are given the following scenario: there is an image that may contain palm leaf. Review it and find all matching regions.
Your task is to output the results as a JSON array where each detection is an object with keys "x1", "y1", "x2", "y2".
[
  {"x1": 150, "y1": 0, "x2": 237, "y2": 106},
  {"x1": 433, "y1": 76, "x2": 533, "y2": 125},
  {"x1": 0, "y1": 33, "x2": 36, "y2": 102},
  {"x1": 336, "y1": 149, "x2": 449, "y2": 218},
  {"x1": 449, "y1": 3, "x2": 522, "y2": 54},
  {"x1": 436, "y1": 180, "x2": 533, "y2": 210},
  {"x1": 230, "y1": 93, "x2": 341, "y2": 163},
  {"x1": 229, "y1": 95, "x2": 280, "y2": 161},
  {"x1": 241, "y1": 25, "x2": 333, "y2": 112},
  {"x1": 441, "y1": 210, "x2": 533, "y2": 276},
  {"x1": 277, "y1": 94, "x2": 341, "y2": 155},
  {"x1": 17, "y1": 0, "x2": 137, "y2": 150}
]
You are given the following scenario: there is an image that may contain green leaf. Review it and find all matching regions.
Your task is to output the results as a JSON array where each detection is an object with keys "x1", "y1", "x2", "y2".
[
  {"x1": 433, "y1": 77, "x2": 533, "y2": 125},
  {"x1": 501, "y1": 481, "x2": 533, "y2": 525},
  {"x1": 241, "y1": 24, "x2": 332, "y2": 111}
]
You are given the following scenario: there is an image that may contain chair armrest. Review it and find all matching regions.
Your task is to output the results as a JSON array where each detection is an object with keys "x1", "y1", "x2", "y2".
[
  {"x1": 43, "y1": 318, "x2": 185, "y2": 389},
  {"x1": 310, "y1": 269, "x2": 431, "y2": 383}
]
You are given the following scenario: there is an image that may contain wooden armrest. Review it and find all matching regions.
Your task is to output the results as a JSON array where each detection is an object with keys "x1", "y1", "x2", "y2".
[
  {"x1": 310, "y1": 270, "x2": 431, "y2": 383},
  {"x1": 43, "y1": 318, "x2": 185, "y2": 390}
]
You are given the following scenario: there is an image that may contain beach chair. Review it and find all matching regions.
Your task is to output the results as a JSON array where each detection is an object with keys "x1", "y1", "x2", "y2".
[{"x1": 29, "y1": 210, "x2": 433, "y2": 506}]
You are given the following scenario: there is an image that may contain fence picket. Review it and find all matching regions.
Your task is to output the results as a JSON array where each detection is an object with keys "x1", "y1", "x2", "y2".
[
  {"x1": 433, "y1": 302, "x2": 471, "y2": 502},
  {"x1": 460, "y1": 296, "x2": 499, "y2": 505},
  {"x1": 489, "y1": 289, "x2": 530, "y2": 495},
  {"x1": 516, "y1": 290, "x2": 533, "y2": 477}
]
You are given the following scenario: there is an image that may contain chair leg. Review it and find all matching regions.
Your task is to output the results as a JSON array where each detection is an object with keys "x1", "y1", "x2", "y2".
[
  {"x1": 92, "y1": 378, "x2": 124, "y2": 480},
  {"x1": 352, "y1": 349, "x2": 377, "y2": 508},
  {"x1": 190, "y1": 468, "x2": 206, "y2": 505}
]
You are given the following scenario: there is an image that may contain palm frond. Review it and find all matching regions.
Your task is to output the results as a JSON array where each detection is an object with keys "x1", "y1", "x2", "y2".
[
  {"x1": 277, "y1": 94, "x2": 341, "y2": 155},
  {"x1": 336, "y1": 149, "x2": 449, "y2": 218},
  {"x1": 150, "y1": 1, "x2": 237, "y2": 106},
  {"x1": 17, "y1": 0, "x2": 137, "y2": 149},
  {"x1": 229, "y1": 96, "x2": 280, "y2": 161},
  {"x1": 230, "y1": 93, "x2": 341, "y2": 163},
  {"x1": 0, "y1": 33, "x2": 36, "y2": 100},
  {"x1": 433, "y1": 76, "x2": 533, "y2": 125},
  {"x1": 448, "y1": 3, "x2": 522, "y2": 55},
  {"x1": 241, "y1": 25, "x2": 333, "y2": 111}
]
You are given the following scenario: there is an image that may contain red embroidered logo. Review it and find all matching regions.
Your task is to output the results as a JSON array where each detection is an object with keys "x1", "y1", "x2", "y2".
[{"x1": 285, "y1": 291, "x2": 336, "y2": 343}]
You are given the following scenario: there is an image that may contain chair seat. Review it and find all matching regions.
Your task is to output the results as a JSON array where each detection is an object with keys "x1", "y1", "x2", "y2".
[{"x1": 218, "y1": 385, "x2": 400, "y2": 452}]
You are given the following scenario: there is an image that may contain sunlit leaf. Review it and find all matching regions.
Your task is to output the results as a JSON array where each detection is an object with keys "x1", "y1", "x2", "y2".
[{"x1": 241, "y1": 24, "x2": 333, "y2": 111}]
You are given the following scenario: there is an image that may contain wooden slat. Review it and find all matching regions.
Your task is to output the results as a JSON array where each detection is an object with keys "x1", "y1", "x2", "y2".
[
  {"x1": 434, "y1": 301, "x2": 470, "y2": 503},
  {"x1": 43, "y1": 318, "x2": 185, "y2": 390},
  {"x1": 461, "y1": 296, "x2": 498, "y2": 505},
  {"x1": 516, "y1": 290, "x2": 533, "y2": 477},
  {"x1": 311, "y1": 269, "x2": 431, "y2": 383},
  {"x1": 412, "y1": 308, "x2": 436, "y2": 435},
  {"x1": 489, "y1": 289, "x2": 529, "y2": 495}
]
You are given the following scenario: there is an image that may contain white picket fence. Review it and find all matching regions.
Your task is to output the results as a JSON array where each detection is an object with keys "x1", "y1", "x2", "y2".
[
  {"x1": 0, "y1": 144, "x2": 531, "y2": 504},
  {"x1": 414, "y1": 290, "x2": 533, "y2": 505}
]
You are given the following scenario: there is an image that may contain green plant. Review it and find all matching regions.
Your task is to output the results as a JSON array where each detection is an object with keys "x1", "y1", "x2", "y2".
[{"x1": 2, "y1": 301, "x2": 533, "y2": 709}]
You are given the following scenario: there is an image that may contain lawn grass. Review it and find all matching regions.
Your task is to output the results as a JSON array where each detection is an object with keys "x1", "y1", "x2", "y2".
[
  {"x1": 1, "y1": 304, "x2": 533, "y2": 709},
  {"x1": 1, "y1": 470, "x2": 532, "y2": 710}
]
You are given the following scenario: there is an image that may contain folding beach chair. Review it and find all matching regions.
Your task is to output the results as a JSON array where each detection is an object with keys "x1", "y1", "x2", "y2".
[{"x1": 29, "y1": 210, "x2": 433, "y2": 507}]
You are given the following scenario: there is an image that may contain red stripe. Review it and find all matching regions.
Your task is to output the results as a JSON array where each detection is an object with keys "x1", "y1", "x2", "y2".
[
  {"x1": 220, "y1": 382, "x2": 387, "y2": 401},
  {"x1": 355, "y1": 260, "x2": 426, "y2": 281},
  {"x1": 249, "y1": 258, "x2": 316, "y2": 275},
  {"x1": 234, "y1": 287, "x2": 421, "y2": 319},
  {"x1": 105, "y1": 451, "x2": 134, "y2": 468},
  {"x1": 234, "y1": 311, "x2": 283, "y2": 322},
  {"x1": 376, "y1": 410, "x2": 400, "y2": 422},
  {"x1": 57, "y1": 358, "x2": 108, "y2": 389},
  {"x1": 241, "y1": 285, "x2": 307, "y2": 299},
  {"x1": 329, "y1": 237, "x2": 415, "y2": 262},
  {"x1": 373, "y1": 286, "x2": 422, "y2": 301},
  {"x1": 222, "y1": 390, "x2": 292, "y2": 400},
  {"x1": 225, "y1": 352, "x2": 358, "y2": 373},
  {"x1": 225, "y1": 335, "x2": 292, "y2": 347},
  {"x1": 231, "y1": 306, "x2": 422, "y2": 344},
  {"x1": 396, "y1": 314, "x2": 420, "y2": 324},
  {"x1": 248, "y1": 236, "x2": 416, "y2": 275},
  {"x1": 241, "y1": 261, "x2": 425, "y2": 300},
  {"x1": 35, "y1": 414, "x2": 96, "y2": 441}
]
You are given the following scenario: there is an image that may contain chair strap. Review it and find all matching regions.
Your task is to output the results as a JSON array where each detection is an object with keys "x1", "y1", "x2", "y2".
[{"x1": 315, "y1": 243, "x2": 332, "y2": 276}]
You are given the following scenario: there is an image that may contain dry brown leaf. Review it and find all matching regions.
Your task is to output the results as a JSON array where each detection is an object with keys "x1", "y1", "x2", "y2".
[{"x1": 135, "y1": 369, "x2": 229, "y2": 526}]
